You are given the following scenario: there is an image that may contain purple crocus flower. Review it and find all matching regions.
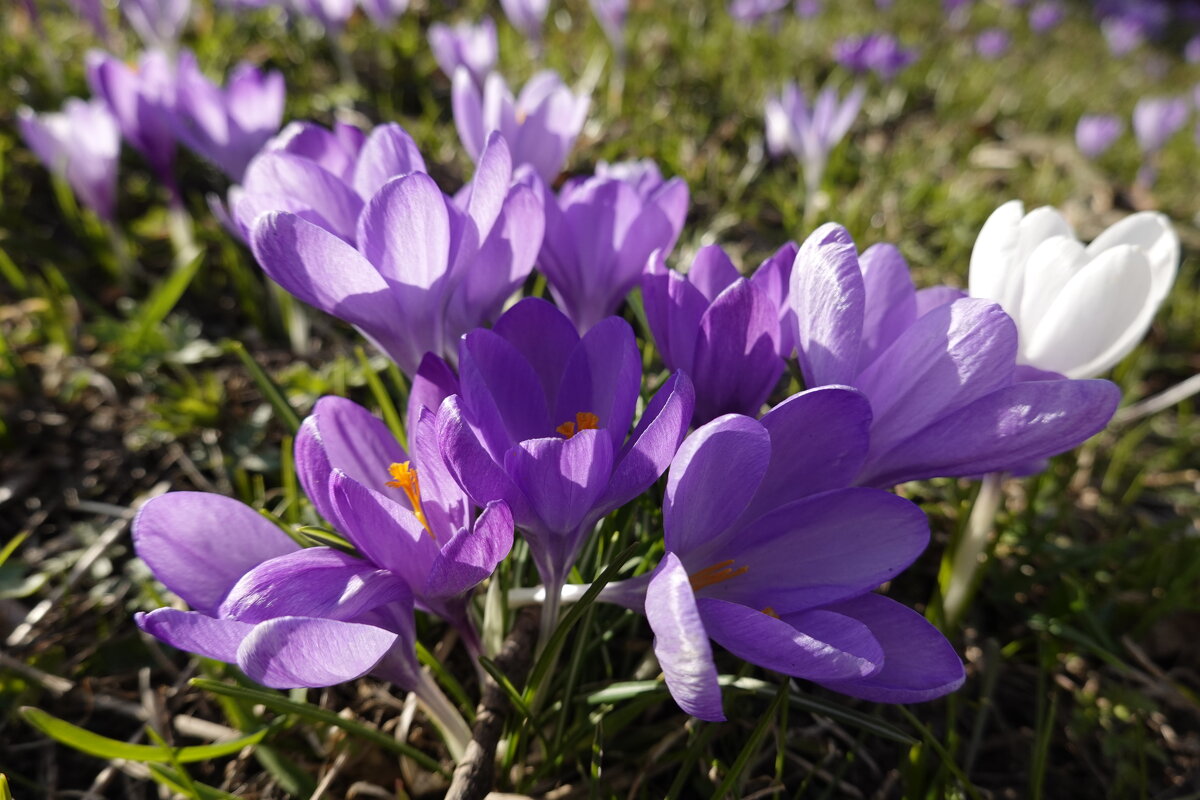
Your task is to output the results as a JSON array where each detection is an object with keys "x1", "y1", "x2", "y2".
[
  {"x1": 294, "y1": 395, "x2": 514, "y2": 656},
  {"x1": 251, "y1": 133, "x2": 543, "y2": 375},
  {"x1": 428, "y1": 17, "x2": 498, "y2": 87},
  {"x1": 794, "y1": 0, "x2": 821, "y2": 17},
  {"x1": 521, "y1": 163, "x2": 688, "y2": 332},
  {"x1": 69, "y1": 0, "x2": 110, "y2": 40},
  {"x1": 790, "y1": 224, "x2": 1121, "y2": 488},
  {"x1": 1075, "y1": 114, "x2": 1123, "y2": 158},
  {"x1": 1028, "y1": 1, "x2": 1064, "y2": 32},
  {"x1": 358, "y1": 0, "x2": 408, "y2": 25},
  {"x1": 452, "y1": 69, "x2": 590, "y2": 184},
  {"x1": 133, "y1": 492, "x2": 418, "y2": 690},
  {"x1": 974, "y1": 28, "x2": 1011, "y2": 59},
  {"x1": 171, "y1": 50, "x2": 285, "y2": 182},
  {"x1": 122, "y1": 0, "x2": 191, "y2": 49},
  {"x1": 832, "y1": 33, "x2": 918, "y2": 81},
  {"x1": 727, "y1": 0, "x2": 788, "y2": 24},
  {"x1": 499, "y1": 0, "x2": 548, "y2": 44},
  {"x1": 765, "y1": 80, "x2": 865, "y2": 200},
  {"x1": 642, "y1": 245, "x2": 786, "y2": 424},
  {"x1": 601, "y1": 392, "x2": 965, "y2": 720},
  {"x1": 225, "y1": 119, "x2": 425, "y2": 242},
  {"x1": 589, "y1": 0, "x2": 628, "y2": 53},
  {"x1": 434, "y1": 298, "x2": 695, "y2": 604},
  {"x1": 1132, "y1": 96, "x2": 1189, "y2": 154},
  {"x1": 1101, "y1": 16, "x2": 1144, "y2": 55},
  {"x1": 289, "y1": 0, "x2": 356, "y2": 29},
  {"x1": 18, "y1": 98, "x2": 120, "y2": 221},
  {"x1": 86, "y1": 49, "x2": 178, "y2": 194}
]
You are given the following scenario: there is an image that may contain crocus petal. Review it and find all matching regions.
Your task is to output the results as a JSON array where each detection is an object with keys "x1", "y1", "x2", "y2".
[
  {"x1": 411, "y1": 407, "x2": 472, "y2": 537},
  {"x1": 407, "y1": 353, "x2": 460, "y2": 440},
  {"x1": 792, "y1": 223, "x2": 864, "y2": 387},
  {"x1": 458, "y1": 132, "x2": 513, "y2": 250},
  {"x1": 1023, "y1": 245, "x2": 1155, "y2": 378},
  {"x1": 856, "y1": 298, "x2": 1016, "y2": 456},
  {"x1": 490, "y1": 297, "x2": 580, "y2": 410},
  {"x1": 504, "y1": 430, "x2": 614, "y2": 537},
  {"x1": 858, "y1": 243, "x2": 917, "y2": 364},
  {"x1": 813, "y1": 593, "x2": 965, "y2": 702},
  {"x1": 664, "y1": 415, "x2": 770, "y2": 554},
  {"x1": 596, "y1": 371, "x2": 695, "y2": 516},
  {"x1": 237, "y1": 616, "x2": 399, "y2": 688},
  {"x1": 914, "y1": 286, "x2": 966, "y2": 317},
  {"x1": 356, "y1": 172, "x2": 451, "y2": 294},
  {"x1": 352, "y1": 123, "x2": 427, "y2": 200},
  {"x1": 133, "y1": 493, "x2": 299, "y2": 615},
  {"x1": 554, "y1": 317, "x2": 642, "y2": 452},
  {"x1": 328, "y1": 471, "x2": 436, "y2": 588},
  {"x1": 685, "y1": 245, "x2": 740, "y2": 303},
  {"x1": 435, "y1": 395, "x2": 533, "y2": 523},
  {"x1": 251, "y1": 212, "x2": 408, "y2": 365},
  {"x1": 1084, "y1": 211, "x2": 1178, "y2": 306},
  {"x1": 452, "y1": 68, "x2": 486, "y2": 161},
  {"x1": 859, "y1": 378, "x2": 1120, "y2": 486},
  {"x1": 698, "y1": 599, "x2": 882, "y2": 681},
  {"x1": 427, "y1": 501, "x2": 514, "y2": 597},
  {"x1": 304, "y1": 396, "x2": 407, "y2": 494},
  {"x1": 700, "y1": 488, "x2": 929, "y2": 609},
  {"x1": 235, "y1": 152, "x2": 364, "y2": 241},
  {"x1": 136, "y1": 609, "x2": 253, "y2": 663},
  {"x1": 741, "y1": 386, "x2": 872, "y2": 520},
  {"x1": 967, "y1": 199, "x2": 1025, "y2": 308},
  {"x1": 1014, "y1": 236, "x2": 1089, "y2": 334},
  {"x1": 294, "y1": 415, "x2": 338, "y2": 526},
  {"x1": 459, "y1": 329, "x2": 552, "y2": 454},
  {"x1": 219, "y1": 547, "x2": 412, "y2": 623},
  {"x1": 645, "y1": 553, "x2": 724, "y2": 721}
]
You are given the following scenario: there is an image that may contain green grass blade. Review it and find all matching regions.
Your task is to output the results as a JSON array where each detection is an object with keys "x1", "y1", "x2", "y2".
[
  {"x1": 710, "y1": 680, "x2": 788, "y2": 799},
  {"x1": 228, "y1": 340, "x2": 302, "y2": 432},
  {"x1": 20, "y1": 707, "x2": 268, "y2": 764},
  {"x1": 132, "y1": 251, "x2": 205, "y2": 346},
  {"x1": 189, "y1": 678, "x2": 446, "y2": 775}
]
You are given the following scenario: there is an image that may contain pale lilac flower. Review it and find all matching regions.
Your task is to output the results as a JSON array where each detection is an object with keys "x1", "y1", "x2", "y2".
[
  {"x1": 969, "y1": 201, "x2": 1179, "y2": 378},
  {"x1": 728, "y1": 0, "x2": 787, "y2": 24},
  {"x1": 428, "y1": 17, "x2": 498, "y2": 87},
  {"x1": 1132, "y1": 96, "x2": 1189, "y2": 154},
  {"x1": 86, "y1": 49, "x2": 178, "y2": 192},
  {"x1": 452, "y1": 69, "x2": 589, "y2": 184},
  {"x1": 122, "y1": 0, "x2": 191, "y2": 49},
  {"x1": 1101, "y1": 16, "x2": 1144, "y2": 55},
  {"x1": 794, "y1": 0, "x2": 820, "y2": 16},
  {"x1": 500, "y1": 0, "x2": 548, "y2": 43},
  {"x1": 171, "y1": 50, "x2": 285, "y2": 181},
  {"x1": 1028, "y1": 1, "x2": 1064, "y2": 32},
  {"x1": 19, "y1": 98, "x2": 120, "y2": 221},
  {"x1": 832, "y1": 33, "x2": 917, "y2": 81},
  {"x1": 974, "y1": 28, "x2": 1010, "y2": 59},
  {"x1": 69, "y1": 0, "x2": 110, "y2": 40},
  {"x1": 358, "y1": 0, "x2": 408, "y2": 25},
  {"x1": 765, "y1": 79, "x2": 865, "y2": 199},
  {"x1": 589, "y1": 0, "x2": 627, "y2": 53},
  {"x1": 1075, "y1": 114, "x2": 1122, "y2": 158},
  {"x1": 289, "y1": 0, "x2": 356, "y2": 28}
]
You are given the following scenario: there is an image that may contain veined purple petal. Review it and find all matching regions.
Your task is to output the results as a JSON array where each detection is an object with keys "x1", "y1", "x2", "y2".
[
  {"x1": 136, "y1": 609, "x2": 253, "y2": 663},
  {"x1": 352, "y1": 123, "x2": 427, "y2": 200},
  {"x1": 504, "y1": 430, "x2": 614, "y2": 538},
  {"x1": 427, "y1": 501, "x2": 514, "y2": 597},
  {"x1": 793, "y1": 223, "x2": 865, "y2": 387},
  {"x1": 328, "y1": 471, "x2": 436, "y2": 588},
  {"x1": 490, "y1": 297, "x2": 580, "y2": 411},
  {"x1": 406, "y1": 353, "x2": 460, "y2": 445},
  {"x1": 459, "y1": 329, "x2": 552, "y2": 454},
  {"x1": 133, "y1": 493, "x2": 299, "y2": 615},
  {"x1": 858, "y1": 243, "x2": 917, "y2": 365},
  {"x1": 812, "y1": 593, "x2": 965, "y2": 702},
  {"x1": 235, "y1": 152, "x2": 364, "y2": 242},
  {"x1": 645, "y1": 553, "x2": 724, "y2": 721},
  {"x1": 237, "y1": 616, "x2": 399, "y2": 688},
  {"x1": 664, "y1": 415, "x2": 770, "y2": 555},
  {"x1": 554, "y1": 317, "x2": 642, "y2": 453},
  {"x1": 698, "y1": 599, "x2": 882, "y2": 680},
  {"x1": 303, "y1": 396, "x2": 407, "y2": 497},
  {"x1": 435, "y1": 395, "x2": 533, "y2": 523}
]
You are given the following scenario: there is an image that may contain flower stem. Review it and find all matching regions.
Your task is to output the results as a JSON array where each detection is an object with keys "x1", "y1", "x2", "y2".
[
  {"x1": 412, "y1": 669, "x2": 472, "y2": 764},
  {"x1": 507, "y1": 583, "x2": 590, "y2": 609},
  {"x1": 941, "y1": 471, "x2": 1006, "y2": 628}
]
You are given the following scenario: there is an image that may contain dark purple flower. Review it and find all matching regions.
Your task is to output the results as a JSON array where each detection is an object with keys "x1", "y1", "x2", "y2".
[
  {"x1": 522, "y1": 163, "x2": 688, "y2": 332},
  {"x1": 832, "y1": 33, "x2": 918, "y2": 81},
  {"x1": 132, "y1": 492, "x2": 417, "y2": 690},
  {"x1": 765, "y1": 80, "x2": 865, "y2": 198},
  {"x1": 294, "y1": 395, "x2": 513, "y2": 655},
  {"x1": 428, "y1": 17, "x2": 498, "y2": 87},
  {"x1": 1075, "y1": 114, "x2": 1123, "y2": 158},
  {"x1": 500, "y1": 0, "x2": 548, "y2": 43},
  {"x1": 122, "y1": 0, "x2": 191, "y2": 48},
  {"x1": 601, "y1": 395, "x2": 964, "y2": 720},
  {"x1": 1028, "y1": 1, "x2": 1064, "y2": 32},
  {"x1": 251, "y1": 133, "x2": 543, "y2": 375},
  {"x1": 86, "y1": 49, "x2": 177, "y2": 192},
  {"x1": 171, "y1": 50, "x2": 285, "y2": 181},
  {"x1": 435, "y1": 298, "x2": 695, "y2": 595},
  {"x1": 642, "y1": 245, "x2": 786, "y2": 424},
  {"x1": 790, "y1": 224, "x2": 1121, "y2": 487},
  {"x1": 18, "y1": 98, "x2": 120, "y2": 221},
  {"x1": 1132, "y1": 96, "x2": 1189, "y2": 154},
  {"x1": 453, "y1": 69, "x2": 590, "y2": 184},
  {"x1": 225, "y1": 119, "x2": 425, "y2": 242},
  {"x1": 974, "y1": 28, "x2": 1011, "y2": 59}
]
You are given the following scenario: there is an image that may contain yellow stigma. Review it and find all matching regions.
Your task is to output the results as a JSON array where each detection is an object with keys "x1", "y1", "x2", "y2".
[
  {"x1": 386, "y1": 462, "x2": 435, "y2": 541},
  {"x1": 761, "y1": 607, "x2": 779, "y2": 619},
  {"x1": 688, "y1": 559, "x2": 749, "y2": 592},
  {"x1": 556, "y1": 411, "x2": 600, "y2": 439}
]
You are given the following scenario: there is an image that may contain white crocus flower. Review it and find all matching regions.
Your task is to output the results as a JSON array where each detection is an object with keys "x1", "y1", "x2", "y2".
[{"x1": 968, "y1": 200, "x2": 1179, "y2": 379}]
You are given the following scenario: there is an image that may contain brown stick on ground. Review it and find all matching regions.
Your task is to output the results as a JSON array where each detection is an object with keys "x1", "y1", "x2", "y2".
[{"x1": 445, "y1": 606, "x2": 541, "y2": 800}]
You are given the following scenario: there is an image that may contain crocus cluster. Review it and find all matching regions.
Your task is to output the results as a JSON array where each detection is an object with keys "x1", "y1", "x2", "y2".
[{"x1": 832, "y1": 33, "x2": 917, "y2": 81}]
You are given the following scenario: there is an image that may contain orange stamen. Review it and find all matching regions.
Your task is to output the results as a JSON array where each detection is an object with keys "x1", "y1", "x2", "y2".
[
  {"x1": 688, "y1": 559, "x2": 749, "y2": 591},
  {"x1": 386, "y1": 462, "x2": 436, "y2": 541},
  {"x1": 762, "y1": 607, "x2": 779, "y2": 619},
  {"x1": 557, "y1": 412, "x2": 600, "y2": 439}
]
